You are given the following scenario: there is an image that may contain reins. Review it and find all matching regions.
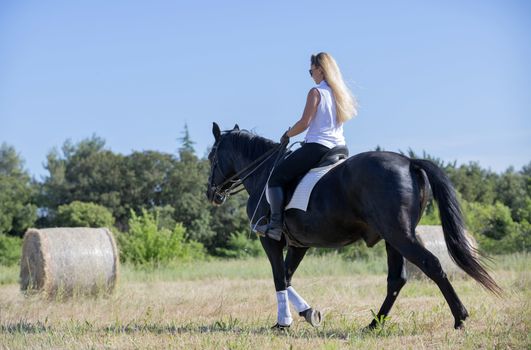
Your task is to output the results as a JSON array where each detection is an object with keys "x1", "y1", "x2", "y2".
[
  {"x1": 248, "y1": 141, "x2": 292, "y2": 232},
  {"x1": 210, "y1": 140, "x2": 287, "y2": 201}
]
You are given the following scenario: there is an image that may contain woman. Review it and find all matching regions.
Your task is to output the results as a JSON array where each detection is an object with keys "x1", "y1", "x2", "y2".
[{"x1": 258, "y1": 52, "x2": 358, "y2": 241}]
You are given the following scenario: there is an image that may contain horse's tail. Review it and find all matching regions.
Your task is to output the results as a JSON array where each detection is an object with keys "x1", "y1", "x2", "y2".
[{"x1": 410, "y1": 159, "x2": 502, "y2": 296}]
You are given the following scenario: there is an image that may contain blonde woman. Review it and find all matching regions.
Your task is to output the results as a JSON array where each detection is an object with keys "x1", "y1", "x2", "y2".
[{"x1": 257, "y1": 52, "x2": 358, "y2": 241}]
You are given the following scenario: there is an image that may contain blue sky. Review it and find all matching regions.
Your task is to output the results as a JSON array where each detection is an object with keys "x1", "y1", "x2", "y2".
[{"x1": 1, "y1": 0, "x2": 530, "y2": 178}]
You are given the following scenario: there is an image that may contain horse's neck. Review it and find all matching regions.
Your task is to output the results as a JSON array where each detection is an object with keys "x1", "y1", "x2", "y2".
[{"x1": 230, "y1": 134, "x2": 277, "y2": 195}]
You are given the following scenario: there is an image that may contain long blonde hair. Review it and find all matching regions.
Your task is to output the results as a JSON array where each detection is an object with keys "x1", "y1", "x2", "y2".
[{"x1": 311, "y1": 52, "x2": 358, "y2": 123}]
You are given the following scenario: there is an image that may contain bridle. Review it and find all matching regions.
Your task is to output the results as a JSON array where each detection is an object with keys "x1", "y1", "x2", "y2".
[{"x1": 208, "y1": 134, "x2": 286, "y2": 203}]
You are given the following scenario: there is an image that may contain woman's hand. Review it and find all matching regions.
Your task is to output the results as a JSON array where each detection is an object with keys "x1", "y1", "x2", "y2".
[{"x1": 280, "y1": 130, "x2": 290, "y2": 145}]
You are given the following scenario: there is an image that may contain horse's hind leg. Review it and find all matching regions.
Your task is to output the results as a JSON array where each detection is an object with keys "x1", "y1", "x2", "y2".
[
  {"x1": 367, "y1": 242, "x2": 407, "y2": 329},
  {"x1": 285, "y1": 246, "x2": 322, "y2": 326},
  {"x1": 388, "y1": 234, "x2": 469, "y2": 329}
]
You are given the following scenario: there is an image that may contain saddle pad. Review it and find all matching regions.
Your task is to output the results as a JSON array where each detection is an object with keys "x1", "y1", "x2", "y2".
[{"x1": 284, "y1": 159, "x2": 345, "y2": 212}]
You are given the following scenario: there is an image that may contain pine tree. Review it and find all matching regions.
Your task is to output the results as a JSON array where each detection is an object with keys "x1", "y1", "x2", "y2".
[{"x1": 178, "y1": 123, "x2": 196, "y2": 161}]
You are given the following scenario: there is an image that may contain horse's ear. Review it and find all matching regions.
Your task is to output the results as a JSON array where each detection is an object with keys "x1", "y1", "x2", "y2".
[
  {"x1": 212, "y1": 122, "x2": 221, "y2": 141},
  {"x1": 234, "y1": 124, "x2": 240, "y2": 131}
]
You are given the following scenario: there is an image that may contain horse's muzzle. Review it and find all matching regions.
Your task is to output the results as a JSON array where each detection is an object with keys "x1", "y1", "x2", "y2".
[
  {"x1": 212, "y1": 192, "x2": 226, "y2": 206},
  {"x1": 206, "y1": 188, "x2": 226, "y2": 206}
]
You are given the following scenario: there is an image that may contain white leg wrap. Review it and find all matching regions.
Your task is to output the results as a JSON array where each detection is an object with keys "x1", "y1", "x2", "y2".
[
  {"x1": 287, "y1": 286, "x2": 310, "y2": 313},
  {"x1": 276, "y1": 290, "x2": 293, "y2": 326}
]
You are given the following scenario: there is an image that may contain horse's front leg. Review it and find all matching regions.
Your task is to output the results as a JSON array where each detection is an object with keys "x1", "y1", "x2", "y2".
[
  {"x1": 260, "y1": 236, "x2": 292, "y2": 328},
  {"x1": 285, "y1": 246, "x2": 322, "y2": 327}
]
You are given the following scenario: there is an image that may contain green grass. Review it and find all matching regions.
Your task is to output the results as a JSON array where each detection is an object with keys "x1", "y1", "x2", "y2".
[
  {"x1": 118, "y1": 252, "x2": 388, "y2": 283},
  {"x1": 0, "y1": 264, "x2": 18, "y2": 286},
  {"x1": 0, "y1": 253, "x2": 529, "y2": 349},
  {"x1": 2, "y1": 251, "x2": 524, "y2": 284}
]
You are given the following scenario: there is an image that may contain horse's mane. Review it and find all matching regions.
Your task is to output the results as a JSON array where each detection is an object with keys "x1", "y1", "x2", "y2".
[{"x1": 224, "y1": 129, "x2": 278, "y2": 159}]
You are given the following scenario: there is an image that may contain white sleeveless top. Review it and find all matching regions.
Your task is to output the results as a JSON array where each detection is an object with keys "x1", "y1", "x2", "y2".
[{"x1": 304, "y1": 80, "x2": 345, "y2": 148}]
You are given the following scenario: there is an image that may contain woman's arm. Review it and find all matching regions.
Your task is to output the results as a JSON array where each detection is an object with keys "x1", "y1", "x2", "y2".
[{"x1": 285, "y1": 88, "x2": 320, "y2": 138}]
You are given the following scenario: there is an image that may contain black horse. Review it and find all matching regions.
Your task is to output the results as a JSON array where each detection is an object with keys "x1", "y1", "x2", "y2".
[{"x1": 206, "y1": 123, "x2": 501, "y2": 330}]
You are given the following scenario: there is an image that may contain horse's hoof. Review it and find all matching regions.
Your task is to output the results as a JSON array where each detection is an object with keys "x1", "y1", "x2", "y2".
[
  {"x1": 363, "y1": 321, "x2": 378, "y2": 332},
  {"x1": 271, "y1": 323, "x2": 290, "y2": 330},
  {"x1": 454, "y1": 309, "x2": 469, "y2": 329},
  {"x1": 299, "y1": 308, "x2": 322, "y2": 327},
  {"x1": 454, "y1": 319, "x2": 466, "y2": 329}
]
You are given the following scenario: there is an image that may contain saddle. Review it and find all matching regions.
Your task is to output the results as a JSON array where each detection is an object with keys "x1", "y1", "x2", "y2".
[
  {"x1": 278, "y1": 145, "x2": 349, "y2": 210},
  {"x1": 311, "y1": 144, "x2": 349, "y2": 167}
]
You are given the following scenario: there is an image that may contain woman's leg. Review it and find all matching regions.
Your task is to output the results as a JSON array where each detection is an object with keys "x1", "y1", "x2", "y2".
[
  {"x1": 268, "y1": 143, "x2": 331, "y2": 188},
  {"x1": 262, "y1": 143, "x2": 330, "y2": 240}
]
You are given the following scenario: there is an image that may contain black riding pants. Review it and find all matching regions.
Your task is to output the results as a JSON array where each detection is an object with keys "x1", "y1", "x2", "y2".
[{"x1": 268, "y1": 142, "x2": 330, "y2": 188}]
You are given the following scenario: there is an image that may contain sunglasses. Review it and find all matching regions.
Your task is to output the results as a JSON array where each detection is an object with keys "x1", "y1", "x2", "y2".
[{"x1": 309, "y1": 67, "x2": 320, "y2": 77}]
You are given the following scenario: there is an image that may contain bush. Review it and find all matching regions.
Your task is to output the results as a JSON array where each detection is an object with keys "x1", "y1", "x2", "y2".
[
  {"x1": 55, "y1": 201, "x2": 115, "y2": 228},
  {"x1": 463, "y1": 201, "x2": 525, "y2": 254},
  {"x1": 339, "y1": 240, "x2": 386, "y2": 261},
  {"x1": 214, "y1": 231, "x2": 264, "y2": 258},
  {"x1": 148, "y1": 205, "x2": 177, "y2": 231},
  {"x1": 419, "y1": 201, "x2": 441, "y2": 225},
  {"x1": 0, "y1": 234, "x2": 22, "y2": 266},
  {"x1": 118, "y1": 209, "x2": 205, "y2": 265}
]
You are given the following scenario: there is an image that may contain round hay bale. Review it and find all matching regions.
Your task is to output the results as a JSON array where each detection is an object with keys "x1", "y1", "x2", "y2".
[
  {"x1": 406, "y1": 225, "x2": 477, "y2": 280},
  {"x1": 20, "y1": 227, "x2": 119, "y2": 297}
]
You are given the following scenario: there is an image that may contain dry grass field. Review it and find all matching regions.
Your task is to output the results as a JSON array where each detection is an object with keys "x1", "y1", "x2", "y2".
[{"x1": 0, "y1": 253, "x2": 529, "y2": 349}]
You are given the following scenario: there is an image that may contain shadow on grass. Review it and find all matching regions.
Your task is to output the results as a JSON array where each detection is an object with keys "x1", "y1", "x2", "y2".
[
  {"x1": 101, "y1": 320, "x2": 407, "y2": 340},
  {"x1": 1, "y1": 319, "x2": 408, "y2": 340},
  {"x1": 1, "y1": 320, "x2": 51, "y2": 334}
]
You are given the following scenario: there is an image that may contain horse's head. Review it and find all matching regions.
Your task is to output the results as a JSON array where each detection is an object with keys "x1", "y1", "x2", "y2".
[{"x1": 206, "y1": 122, "x2": 240, "y2": 205}]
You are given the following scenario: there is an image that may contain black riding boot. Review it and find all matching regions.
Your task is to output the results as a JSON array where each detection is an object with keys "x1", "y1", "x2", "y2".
[
  {"x1": 253, "y1": 186, "x2": 285, "y2": 241},
  {"x1": 266, "y1": 186, "x2": 285, "y2": 241}
]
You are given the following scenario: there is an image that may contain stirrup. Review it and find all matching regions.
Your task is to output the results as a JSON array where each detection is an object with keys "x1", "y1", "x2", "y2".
[
  {"x1": 252, "y1": 223, "x2": 268, "y2": 237},
  {"x1": 265, "y1": 226, "x2": 283, "y2": 241}
]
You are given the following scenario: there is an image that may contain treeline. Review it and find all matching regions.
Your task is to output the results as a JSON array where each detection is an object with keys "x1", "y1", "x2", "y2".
[{"x1": 0, "y1": 131, "x2": 529, "y2": 266}]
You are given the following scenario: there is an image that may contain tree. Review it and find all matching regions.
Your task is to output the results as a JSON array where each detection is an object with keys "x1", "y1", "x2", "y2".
[
  {"x1": 164, "y1": 156, "x2": 215, "y2": 244},
  {"x1": 39, "y1": 132, "x2": 220, "y2": 246},
  {"x1": 446, "y1": 162, "x2": 497, "y2": 204},
  {"x1": 40, "y1": 136, "x2": 127, "y2": 224},
  {"x1": 55, "y1": 201, "x2": 115, "y2": 228},
  {"x1": 120, "y1": 150, "x2": 176, "y2": 226},
  {"x1": 178, "y1": 123, "x2": 196, "y2": 162},
  {"x1": 0, "y1": 143, "x2": 37, "y2": 236},
  {"x1": 494, "y1": 166, "x2": 529, "y2": 222}
]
